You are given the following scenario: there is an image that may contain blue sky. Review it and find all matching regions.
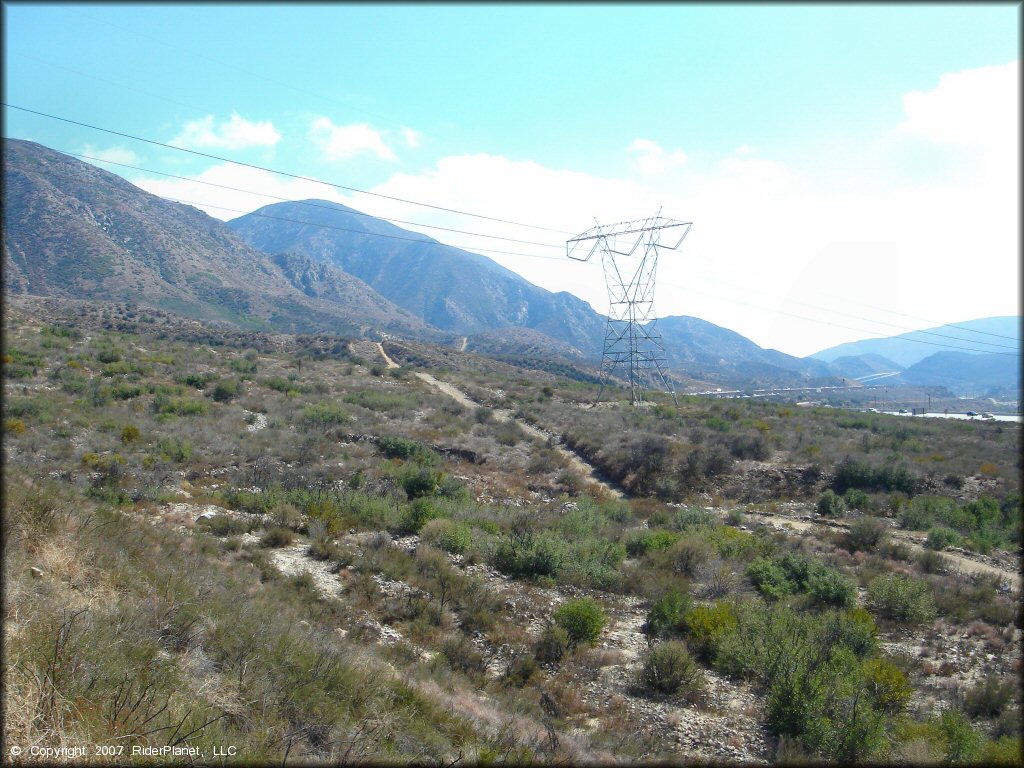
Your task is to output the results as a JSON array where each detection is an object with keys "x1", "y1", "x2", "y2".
[{"x1": 3, "y1": 3, "x2": 1019, "y2": 356}]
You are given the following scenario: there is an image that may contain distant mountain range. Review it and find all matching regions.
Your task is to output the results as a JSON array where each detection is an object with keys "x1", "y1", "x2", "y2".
[
  {"x1": 811, "y1": 317, "x2": 1019, "y2": 368},
  {"x1": 3, "y1": 138, "x2": 1017, "y2": 395},
  {"x1": 811, "y1": 317, "x2": 1020, "y2": 397}
]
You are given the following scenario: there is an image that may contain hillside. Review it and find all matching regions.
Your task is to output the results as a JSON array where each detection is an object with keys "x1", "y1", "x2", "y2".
[
  {"x1": 810, "y1": 317, "x2": 1021, "y2": 368},
  {"x1": 901, "y1": 351, "x2": 1021, "y2": 397},
  {"x1": 2, "y1": 139, "x2": 446, "y2": 342},
  {"x1": 229, "y1": 200, "x2": 841, "y2": 386},
  {"x1": 3, "y1": 299, "x2": 1020, "y2": 764},
  {"x1": 828, "y1": 353, "x2": 904, "y2": 380},
  {"x1": 655, "y1": 315, "x2": 837, "y2": 385},
  {"x1": 227, "y1": 200, "x2": 605, "y2": 355}
]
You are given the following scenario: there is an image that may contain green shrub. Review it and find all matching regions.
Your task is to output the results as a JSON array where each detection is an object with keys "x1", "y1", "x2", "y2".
[
  {"x1": 504, "y1": 653, "x2": 539, "y2": 687},
  {"x1": 400, "y1": 497, "x2": 446, "y2": 533},
  {"x1": 845, "y1": 517, "x2": 888, "y2": 552},
  {"x1": 212, "y1": 379, "x2": 240, "y2": 402},
  {"x1": 926, "y1": 526, "x2": 961, "y2": 550},
  {"x1": 684, "y1": 602, "x2": 737, "y2": 660},
  {"x1": 553, "y1": 598, "x2": 606, "y2": 647},
  {"x1": 843, "y1": 488, "x2": 872, "y2": 511},
  {"x1": 493, "y1": 532, "x2": 568, "y2": 579},
  {"x1": 863, "y1": 657, "x2": 912, "y2": 713},
  {"x1": 301, "y1": 401, "x2": 350, "y2": 428},
  {"x1": 747, "y1": 557, "x2": 792, "y2": 599},
  {"x1": 110, "y1": 382, "x2": 143, "y2": 399},
  {"x1": 260, "y1": 526, "x2": 295, "y2": 548},
  {"x1": 397, "y1": 464, "x2": 444, "y2": 500},
  {"x1": 867, "y1": 573, "x2": 936, "y2": 624},
  {"x1": 420, "y1": 518, "x2": 471, "y2": 555},
  {"x1": 229, "y1": 357, "x2": 257, "y2": 374},
  {"x1": 154, "y1": 394, "x2": 207, "y2": 416},
  {"x1": 534, "y1": 624, "x2": 570, "y2": 665},
  {"x1": 197, "y1": 514, "x2": 252, "y2": 537},
  {"x1": 644, "y1": 588, "x2": 692, "y2": 640},
  {"x1": 980, "y1": 736, "x2": 1023, "y2": 765},
  {"x1": 640, "y1": 641, "x2": 704, "y2": 696},
  {"x1": 157, "y1": 437, "x2": 193, "y2": 463},
  {"x1": 807, "y1": 566, "x2": 856, "y2": 608},
  {"x1": 918, "y1": 548, "x2": 948, "y2": 574},
  {"x1": 963, "y1": 676, "x2": 1016, "y2": 719},
  {"x1": 817, "y1": 489, "x2": 846, "y2": 517},
  {"x1": 378, "y1": 436, "x2": 439, "y2": 465},
  {"x1": 343, "y1": 390, "x2": 415, "y2": 413},
  {"x1": 939, "y1": 710, "x2": 982, "y2": 763},
  {"x1": 120, "y1": 424, "x2": 140, "y2": 444}
]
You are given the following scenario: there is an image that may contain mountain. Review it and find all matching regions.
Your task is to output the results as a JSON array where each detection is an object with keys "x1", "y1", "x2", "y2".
[
  {"x1": 654, "y1": 315, "x2": 837, "y2": 384},
  {"x1": 227, "y1": 200, "x2": 605, "y2": 355},
  {"x1": 901, "y1": 351, "x2": 1020, "y2": 397},
  {"x1": 810, "y1": 317, "x2": 1020, "y2": 368},
  {"x1": 828, "y1": 353, "x2": 904, "y2": 380},
  {"x1": 2, "y1": 140, "x2": 444, "y2": 341},
  {"x1": 229, "y1": 200, "x2": 840, "y2": 385}
]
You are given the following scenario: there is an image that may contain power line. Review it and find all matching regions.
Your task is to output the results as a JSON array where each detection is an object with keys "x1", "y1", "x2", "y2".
[
  {"x1": 669, "y1": 268, "x2": 1020, "y2": 354},
  {"x1": 162, "y1": 195, "x2": 566, "y2": 262},
  {"x1": 660, "y1": 278, "x2": 1019, "y2": 358},
  {"x1": 63, "y1": 149, "x2": 562, "y2": 250},
  {"x1": 54, "y1": 140, "x2": 1020, "y2": 354},
  {"x1": 6, "y1": 103, "x2": 1017, "y2": 356},
  {"x1": 3, "y1": 103, "x2": 574, "y2": 235}
]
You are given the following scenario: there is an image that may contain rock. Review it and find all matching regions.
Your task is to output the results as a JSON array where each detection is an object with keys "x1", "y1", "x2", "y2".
[{"x1": 29, "y1": 566, "x2": 44, "y2": 578}]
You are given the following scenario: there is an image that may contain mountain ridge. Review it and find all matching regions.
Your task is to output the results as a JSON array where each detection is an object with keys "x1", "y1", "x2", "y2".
[{"x1": 2, "y1": 139, "x2": 448, "y2": 342}]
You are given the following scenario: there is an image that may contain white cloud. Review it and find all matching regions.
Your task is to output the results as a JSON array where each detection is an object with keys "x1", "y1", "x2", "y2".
[
  {"x1": 82, "y1": 144, "x2": 139, "y2": 165},
  {"x1": 129, "y1": 163, "x2": 351, "y2": 221},
  {"x1": 309, "y1": 116, "x2": 397, "y2": 161},
  {"x1": 123, "y1": 63, "x2": 1017, "y2": 358},
  {"x1": 898, "y1": 61, "x2": 1019, "y2": 148},
  {"x1": 400, "y1": 127, "x2": 422, "y2": 149},
  {"x1": 627, "y1": 138, "x2": 688, "y2": 175},
  {"x1": 171, "y1": 113, "x2": 281, "y2": 150}
]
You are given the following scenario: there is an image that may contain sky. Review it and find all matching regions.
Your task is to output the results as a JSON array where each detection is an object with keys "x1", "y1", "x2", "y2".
[{"x1": 2, "y1": 3, "x2": 1020, "y2": 358}]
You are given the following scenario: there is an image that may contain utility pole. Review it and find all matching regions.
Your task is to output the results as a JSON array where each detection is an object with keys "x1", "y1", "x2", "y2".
[{"x1": 568, "y1": 214, "x2": 691, "y2": 406}]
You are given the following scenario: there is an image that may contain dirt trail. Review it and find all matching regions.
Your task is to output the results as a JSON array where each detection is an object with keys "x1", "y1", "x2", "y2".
[
  {"x1": 743, "y1": 510, "x2": 1021, "y2": 592},
  {"x1": 375, "y1": 343, "x2": 623, "y2": 498}
]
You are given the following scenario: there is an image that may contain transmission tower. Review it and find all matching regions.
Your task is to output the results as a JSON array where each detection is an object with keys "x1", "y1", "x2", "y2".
[{"x1": 568, "y1": 214, "x2": 691, "y2": 406}]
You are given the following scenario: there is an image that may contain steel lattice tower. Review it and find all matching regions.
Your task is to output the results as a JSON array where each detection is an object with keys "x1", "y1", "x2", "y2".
[{"x1": 568, "y1": 215, "x2": 691, "y2": 406}]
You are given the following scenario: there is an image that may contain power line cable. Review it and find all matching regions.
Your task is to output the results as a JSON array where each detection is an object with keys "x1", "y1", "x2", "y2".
[
  {"x1": 659, "y1": 278, "x2": 1019, "y2": 358},
  {"x1": 666, "y1": 268, "x2": 1019, "y2": 353},
  {"x1": 162, "y1": 195, "x2": 566, "y2": 262},
  {"x1": 59, "y1": 138, "x2": 1019, "y2": 352},
  {"x1": 6, "y1": 104, "x2": 1016, "y2": 354},
  {"x1": 3, "y1": 103, "x2": 574, "y2": 235},
  {"x1": 63, "y1": 149, "x2": 562, "y2": 250}
]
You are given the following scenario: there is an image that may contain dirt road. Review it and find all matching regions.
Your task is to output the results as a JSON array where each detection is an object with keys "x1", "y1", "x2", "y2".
[{"x1": 376, "y1": 343, "x2": 622, "y2": 497}]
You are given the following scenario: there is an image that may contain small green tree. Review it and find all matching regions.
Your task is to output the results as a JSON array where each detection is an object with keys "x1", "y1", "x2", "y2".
[
  {"x1": 553, "y1": 597, "x2": 606, "y2": 647},
  {"x1": 640, "y1": 641, "x2": 703, "y2": 696},
  {"x1": 868, "y1": 573, "x2": 936, "y2": 624},
  {"x1": 817, "y1": 489, "x2": 846, "y2": 517}
]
